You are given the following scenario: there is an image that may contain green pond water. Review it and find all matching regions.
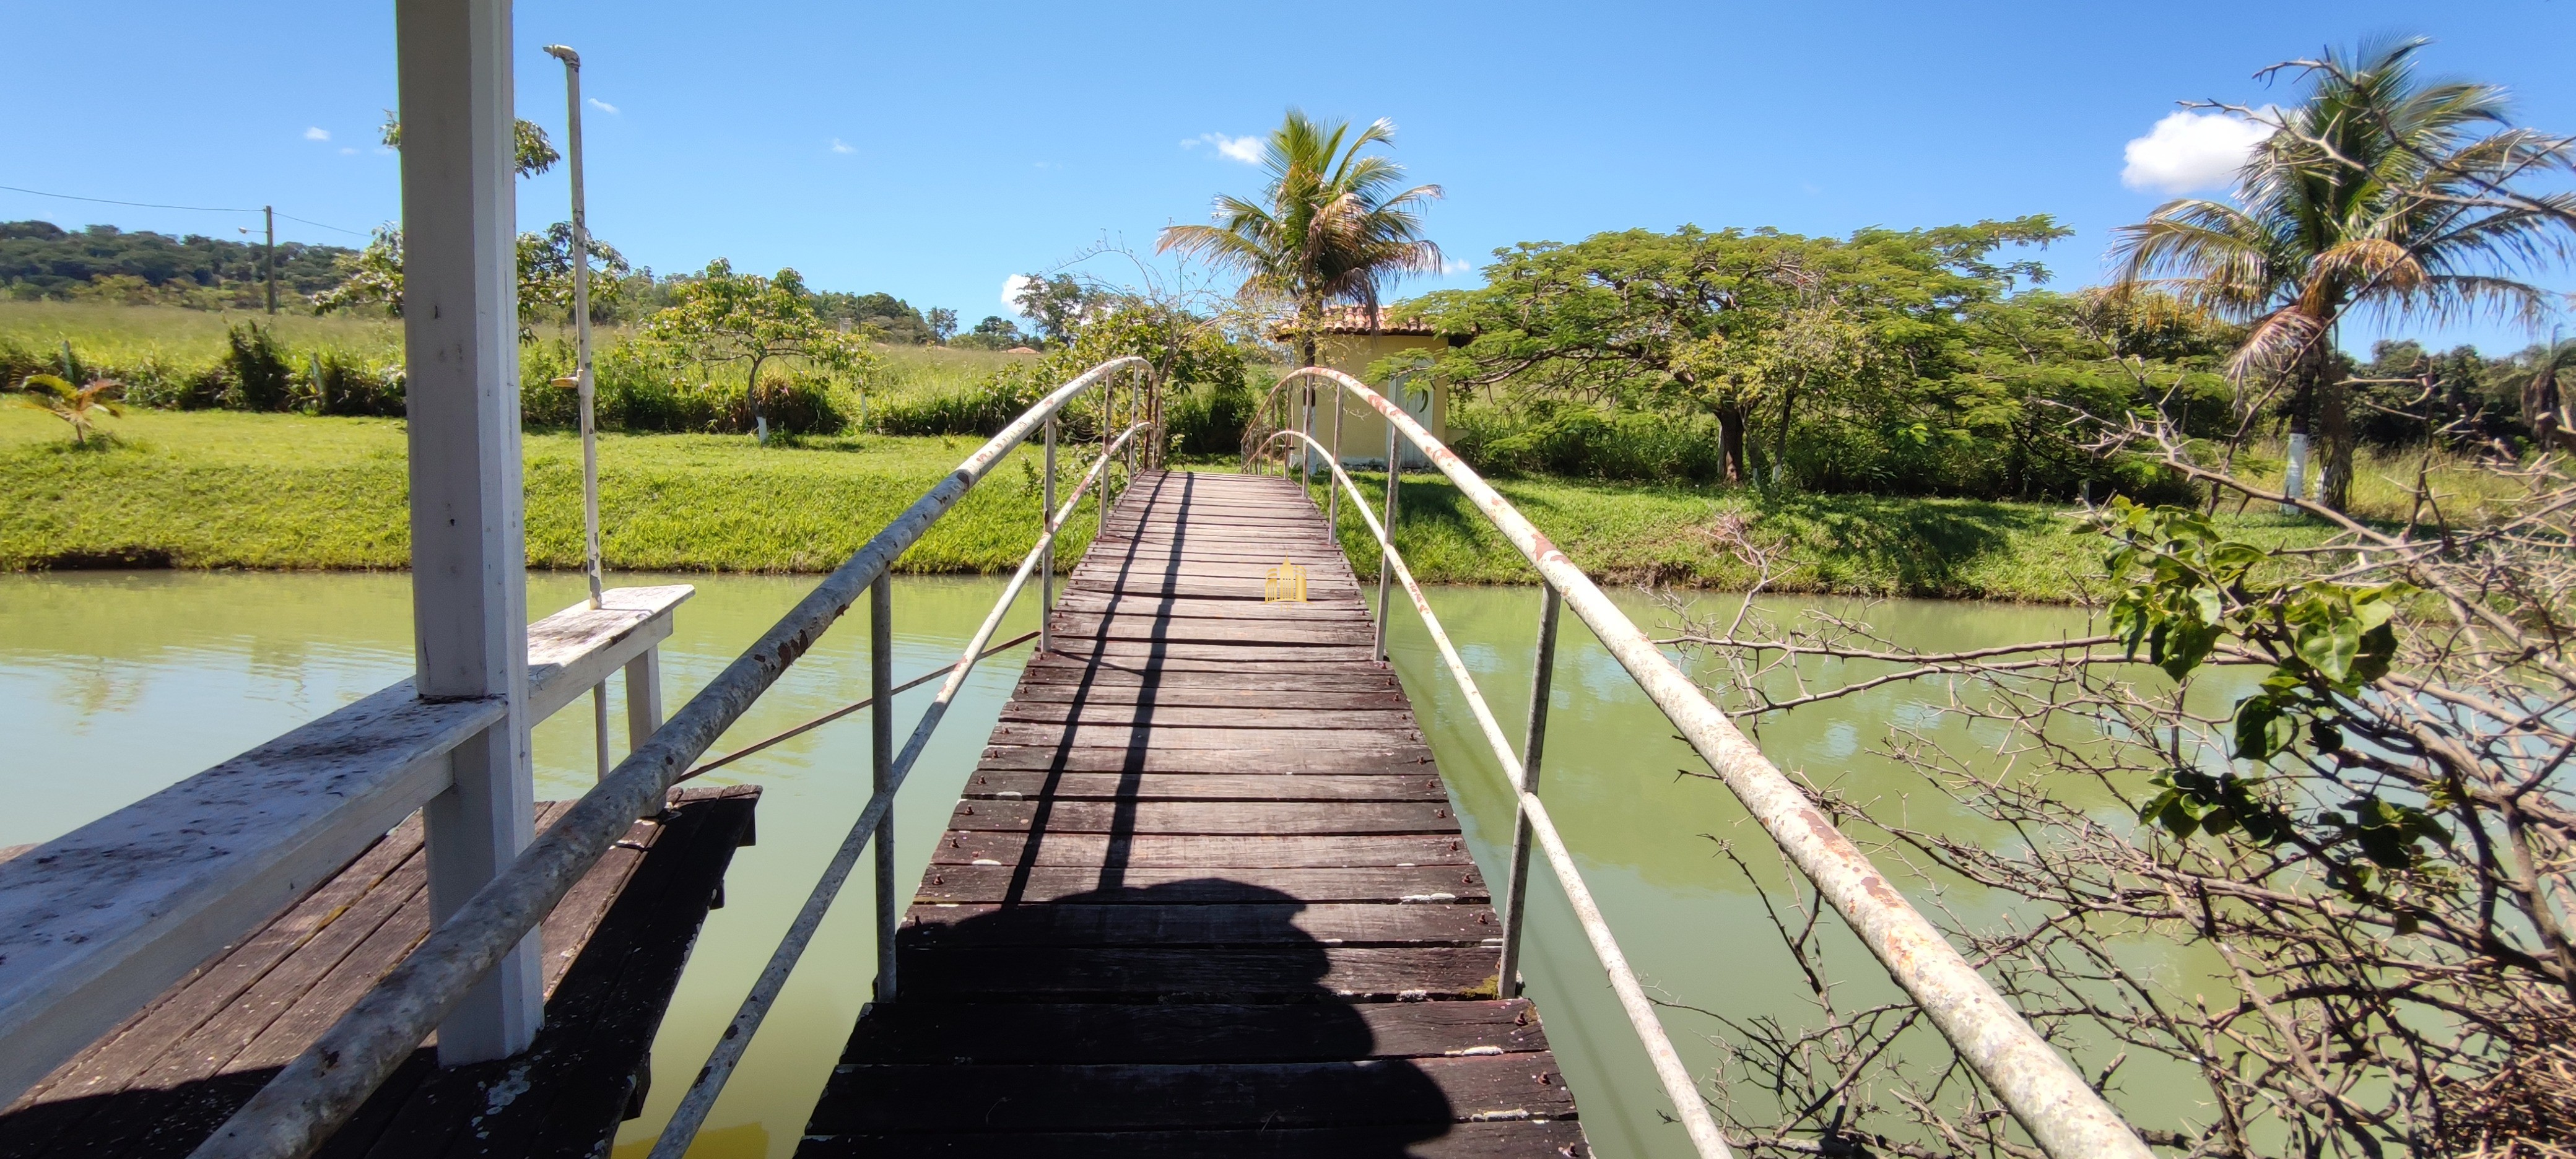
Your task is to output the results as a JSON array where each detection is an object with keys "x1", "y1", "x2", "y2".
[{"x1": 0, "y1": 570, "x2": 2218, "y2": 1158}]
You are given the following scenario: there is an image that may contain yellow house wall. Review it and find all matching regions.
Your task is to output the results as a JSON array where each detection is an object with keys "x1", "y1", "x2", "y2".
[{"x1": 1299, "y1": 333, "x2": 1447, "y2": 469}]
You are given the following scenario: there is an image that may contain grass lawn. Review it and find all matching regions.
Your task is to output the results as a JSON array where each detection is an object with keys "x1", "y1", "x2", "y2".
[
  {"x1": 5, "y1": 408, "x2": 2343, "y2": 601},
  {"x1": 1, "y1": 408, "x2": 1092, "y2": 574}
]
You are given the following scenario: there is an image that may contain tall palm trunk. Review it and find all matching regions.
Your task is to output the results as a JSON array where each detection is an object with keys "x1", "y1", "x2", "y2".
[{"x1": 2318, "y1": 340, "x2": 2354, "y2": 513}]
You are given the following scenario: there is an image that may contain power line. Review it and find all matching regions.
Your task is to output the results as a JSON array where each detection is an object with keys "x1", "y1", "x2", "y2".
[
  {"x1": 272, "y1": 212, "x2": 369, "y2": 238},
  {"x1": 0, "y1": 183, "x2": 367, "y2": 237}
]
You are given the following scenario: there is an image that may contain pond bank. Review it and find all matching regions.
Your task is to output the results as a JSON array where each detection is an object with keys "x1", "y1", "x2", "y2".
[{"x1": 1, "y1": 409, "x2": 2329, "y2": 601}]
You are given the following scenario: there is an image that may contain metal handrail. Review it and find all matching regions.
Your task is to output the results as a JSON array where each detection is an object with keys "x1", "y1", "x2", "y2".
[
  {"x1": 1260, "y1": 427, "x2": 1736, "y2": 1159},
  {"x1": 189, "y1": 356, "x2": 1151, "y2": 1159},
  {"x1": 645, "y1": 420, "x2": 1154, "y2": 1158},
  {"x1": 1262, "y1": 367, "x2": 2151, "y2": 1159}
]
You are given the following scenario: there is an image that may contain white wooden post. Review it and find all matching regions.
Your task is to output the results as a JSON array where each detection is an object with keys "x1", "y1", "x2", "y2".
[
  {"x1": 625, "y1": 649, "x2": 663, "y2": 751},
  {"x1": 398, "y1": 0, "x2": 543, "y2": 1065}
]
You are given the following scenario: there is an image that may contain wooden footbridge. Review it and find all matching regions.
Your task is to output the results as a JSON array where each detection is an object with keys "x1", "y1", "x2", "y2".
[
  {"x1": 799, "y1": 469, "x2": 1578, "y2": 1155},
  {"x1": 0, "y1": 17, "x2": 2152, "y2": 1157}
]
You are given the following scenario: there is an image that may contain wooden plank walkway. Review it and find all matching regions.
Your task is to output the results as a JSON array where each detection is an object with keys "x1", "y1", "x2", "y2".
[
  {"x1": 796, "y1": 471, "x2": 1586, "y2": 1157},
  {"x1": 0, "y1": 786, "x2": 759, "y2": 1159}
]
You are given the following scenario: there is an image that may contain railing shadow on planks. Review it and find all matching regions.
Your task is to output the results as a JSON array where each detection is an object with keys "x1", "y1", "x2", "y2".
[{"x1": 160, "y1": 354, "x2": 2145, "y2": 1159}]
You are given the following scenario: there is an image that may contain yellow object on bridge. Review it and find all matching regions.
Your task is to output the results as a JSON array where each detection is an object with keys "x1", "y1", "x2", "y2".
[{"x1": 1264, "y1": 559, "x2": 1307, "y2": 602}]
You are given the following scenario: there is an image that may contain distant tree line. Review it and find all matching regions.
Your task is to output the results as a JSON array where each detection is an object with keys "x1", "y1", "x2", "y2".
[{"x1": 0, "y1": 221, "x2": 352, "y2": 305}]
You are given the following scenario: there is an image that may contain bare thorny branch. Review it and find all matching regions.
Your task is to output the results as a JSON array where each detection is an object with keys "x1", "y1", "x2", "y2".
[{"x1": 1663, "y1": 416, "x2": 2576, "y2": 1157}]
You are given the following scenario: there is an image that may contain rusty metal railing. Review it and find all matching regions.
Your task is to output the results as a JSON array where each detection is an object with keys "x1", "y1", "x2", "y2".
[
  {"x1": 1259, "y1": 424, "x2": 1736, "y2": 1159},
  {"x1": 1258, "y1": 367, "x2": 2152, "y2": 1159}
]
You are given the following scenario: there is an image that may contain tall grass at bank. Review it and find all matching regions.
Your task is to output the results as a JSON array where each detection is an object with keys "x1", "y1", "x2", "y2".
[{"x1": 1295, "y1": 470, "x2": 2336, "y2": 602}]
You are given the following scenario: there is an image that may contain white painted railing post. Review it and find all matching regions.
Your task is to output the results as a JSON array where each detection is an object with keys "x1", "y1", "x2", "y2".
[
  {"x1": 624, "y1": 649, "x2": 662, "y2": 751},
  {"x1": 1040, "y1": 417, "x2": 1056, "y2": 655},
  {"x1": 1374, "y1": 422, "x2": 1399, "y2": 662},
  {"x1": 397, "y1": 0, "x2": 543, "y2": 1065},
  {"x1": 1496, "y1": 585, "x2": 1561, "y2": 997}
]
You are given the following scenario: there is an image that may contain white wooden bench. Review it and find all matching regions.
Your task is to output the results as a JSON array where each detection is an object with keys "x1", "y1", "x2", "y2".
[{"x1": 0, "y1": 584, "x2": 692, "y2": 1101}]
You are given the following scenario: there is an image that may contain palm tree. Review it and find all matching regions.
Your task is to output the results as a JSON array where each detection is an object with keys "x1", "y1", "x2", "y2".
[
  {"x1": 2112, "y1": 37, "x2": 2576, "y2": 511},
  {"x1": 1157, "y1": 111, "x2": 1444, "y2": 369}
]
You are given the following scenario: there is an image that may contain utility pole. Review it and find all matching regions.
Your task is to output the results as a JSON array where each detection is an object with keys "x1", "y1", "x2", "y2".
[{"x1": 263, "y1": 205, "x2": 278, "y2": 315}]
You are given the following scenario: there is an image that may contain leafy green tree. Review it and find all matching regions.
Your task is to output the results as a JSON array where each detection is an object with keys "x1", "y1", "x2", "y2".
[
  {"x1": 1416, "y1": 219, "x2": 2065, "y2": 484},
  {"x1": 638, "y1": 260, "x2": 872, "y2": 441},
  {"x1": 1, "y1": 220, "x2": 353, "y2": 303},
  {"x1": 313, "y1": 227, "x2": 406, "y2": 316},
  {"x1": 952, "y1": 315, "x2": 1027, "y2": 351},
  {"x1": 927, "y1": 307, "x2": 958, "y2": 344},
  {"x1": 515, "y1": 223, "x2": 630, "y2": 331},
  {"x1": 377, "y1": 111, "x2": 559, "y2": 177},
  {"x1": 1009, "y1": 274, "x2": 1096, "y2": 348},
  {"x1": 815, "y1": 291, "x2": 936, "y2": 344},
  {"x1": 1158, "y1": 111, "x2": 1443, "y2": 368},
  {"x1": 2111, "y1": 37, "x2": 2576, "y2": 511},
  {"x1": 316, "y1": 222, "x2": 626, "y2": 327}
]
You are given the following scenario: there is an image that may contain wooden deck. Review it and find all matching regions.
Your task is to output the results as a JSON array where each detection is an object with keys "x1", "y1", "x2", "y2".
[
  {"x1": 0, "y1": 786, "x2": 759, "y2": 1159},
  {"x1": 796, "y1": 471, "x2": 1585, "y2": 1157}
]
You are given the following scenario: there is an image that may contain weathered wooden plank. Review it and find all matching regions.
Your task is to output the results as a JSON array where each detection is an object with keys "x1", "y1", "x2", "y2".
[
  {"x1": 1, "y1": 822, "x2": 421, "y2": 1119},
  {"x1": 888, "y1": 947, "x2": 1500, "y2": 1003},
  {"x1": 794, "y1": 1121, "x2": 1590, "y2": 1158},
  {"x1": 994, "y1": 703, "x2": 1421, "y2": 730},
  {"x1": 836, "y1": 999, "x2": 1547, "y2": 1064},
  {"x1": 1045, "y1": 619, "x2": 1375, "y2": 646},
  {"x1": 1004, "y1": 684, "x2": 1407, "y2": 709},
  {"x1": 806, "y1": 1054, "x2": 1568, "y2": 1133},
  {"x1": 903, "y1": 903, "x2": 1499, "y2": 947},
  {"x1": 974, "y1": 744, "x2": 1435, "y2": 775},
  {"x1": 1059, "y1": 578, "x2": 1352, "y2": 601},
  {"x1": 941, "y1": 800, "x2": 1458, "y2": 836},
  {"x1": 1012, "y1": 663, "x2": 1399, "y2": 692},
  {"x1": 1038, "y1": 641, "x2": 1381, "y2": 664},
  {"x1": 959, "y1": 771, "x2": 1447, "y2": 802},
  {"x1": 927, "y1": 831, "x2": 1475, "y2": 869},
  {"x1": 912, "y1": 866, "x2": 1487, "y2": 905},
  {"x1": 0, "y1": 789, "x2": 759, "y2": 1159},
  {"x1": 0, "y1": 685, "x2": 497, "y2": 1103},
  {"x1": 983, "y1": 723, "x2": 1423, "y2": 751},
  {"x1": 321, "y1": 786, "x2": 758, "y2": 1159},
  {"x1": 524, "y1": 585, "x2": 694, "y2": 721}
]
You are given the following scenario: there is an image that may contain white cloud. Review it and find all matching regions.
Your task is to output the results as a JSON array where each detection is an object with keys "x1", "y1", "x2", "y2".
[
  {"x1": 1002, "y1": 274, "x2": 1035, "y2": 311},
  {"x1": 1442, "y1": 256, "x2": 1474, "y2": 275},
  {"x1": 587, "y1": 98, "x2": 619, "y2": 115},
  {"x1": 1184, "y1": 132, "x2": 1261, "y2": 164},
  {"x1": 830, "y1": 138, "x2": 855, "y2": 154},
  {"x1": 2121, "y1": 110, "x2": 2272, "y2": 194},
  {"x1": 303, "y1": 126, "x2": 331, "y2": 141},
  {"x1": 339, "y1": 147, "x2": 357, "y2": 155}
]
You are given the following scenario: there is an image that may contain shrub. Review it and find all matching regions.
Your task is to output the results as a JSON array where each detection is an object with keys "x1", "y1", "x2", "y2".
[
  {"x1": 1450, "y1": 399, "x2": 1727, "y2": 483},
  {"x1": 313, "y1": 349, "x2": 404, "y2": 417},
  {"x1": 217, "y1": 322, "x2": 294, "y2": 411},
  {"x1": 872, "y1": 375, "x2": 1045, "y2": 436},
  {"x1": 1167, "y1": 378, "x2": 1255, "y2": 456}
]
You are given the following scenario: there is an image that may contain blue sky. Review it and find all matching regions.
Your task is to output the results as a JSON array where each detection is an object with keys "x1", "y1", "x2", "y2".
[{"x1": 7, "y1": 0, "x2": 2575, "y2": 354}]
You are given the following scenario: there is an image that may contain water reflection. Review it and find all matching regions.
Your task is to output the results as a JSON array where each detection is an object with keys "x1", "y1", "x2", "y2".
[
  {"x1": 1, "y1": 573, "x2": 2220, "y2": 1158},
  {"x1": 1385, "y1": 586, "x2": 2227, "y2": 1158}
]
